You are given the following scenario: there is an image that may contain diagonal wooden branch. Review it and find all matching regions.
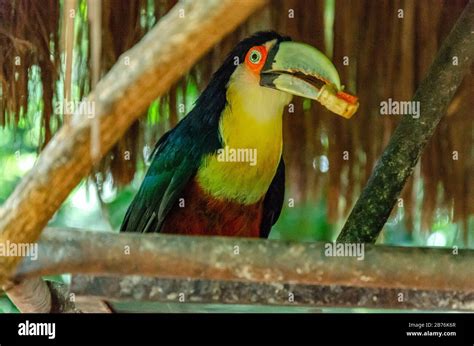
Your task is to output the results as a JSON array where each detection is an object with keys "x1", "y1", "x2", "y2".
[
  {"x1": 338, "y1": 0, "x2": 474, "y2": 243},
  {"x1": 15, "y1": 228, "x2": 474, "y2": 293},
  {"x1": 0, "y1": 0, "x2": 268, "y2": 285}
]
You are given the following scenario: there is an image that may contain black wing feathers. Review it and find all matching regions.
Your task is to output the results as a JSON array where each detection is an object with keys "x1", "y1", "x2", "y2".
[{"x1": 260, "y1": 158, "x2": 285, "y2": 238}]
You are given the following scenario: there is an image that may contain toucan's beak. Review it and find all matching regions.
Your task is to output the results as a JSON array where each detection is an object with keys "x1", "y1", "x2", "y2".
[{"x1": 260, "y1": 41, "x2": 359, "y2": 119}]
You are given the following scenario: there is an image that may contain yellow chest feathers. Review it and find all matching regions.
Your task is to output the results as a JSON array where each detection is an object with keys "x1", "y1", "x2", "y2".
[{"x1": 196, "y1": 65, "x2": 292, "y2": 204}]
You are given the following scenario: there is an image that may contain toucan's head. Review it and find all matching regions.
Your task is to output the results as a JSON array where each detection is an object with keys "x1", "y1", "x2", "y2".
[{"x1": 200, "y1": 31, "x2": 358, "y2": 120}]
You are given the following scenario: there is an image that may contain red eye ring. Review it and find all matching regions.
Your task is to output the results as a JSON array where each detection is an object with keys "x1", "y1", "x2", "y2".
[{"x1": 245, "y1": 45, "x2": 267, "y2": 73}]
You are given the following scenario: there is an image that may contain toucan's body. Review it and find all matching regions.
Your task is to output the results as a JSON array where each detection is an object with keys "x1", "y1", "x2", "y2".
[{"x1": 120, "y1": 31, "x2": 357, "y2": 237}]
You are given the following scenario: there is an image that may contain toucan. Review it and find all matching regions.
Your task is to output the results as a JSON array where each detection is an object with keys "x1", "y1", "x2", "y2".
[{"x1": 120, "y1": 31, "x2": 357, "y2": 238}]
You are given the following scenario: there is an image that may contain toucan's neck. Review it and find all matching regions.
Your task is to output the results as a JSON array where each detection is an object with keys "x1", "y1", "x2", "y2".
[
  {"x1": 221, "y1": 80, "x2": 285, "y2": 153},
  {"x1": 220, "y1": 64, "x2": 292, "y2": 151},
  {"x1": 196, "y1": 66, "x2": 291, "y2": 204}
]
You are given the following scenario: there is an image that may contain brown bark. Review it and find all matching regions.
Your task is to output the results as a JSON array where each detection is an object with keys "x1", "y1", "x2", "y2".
[
  {"x1": 5, "y1": 278, "x2": 52, "y2": 313},
  {"x1": 72, "y1": 276, "x2": 474, "y2": 311},
  {"x1": 6, "y1": 276, "x2": 79, "y2": 313},
  {"x1": 0, "y1": 0, "x2": 268, "y2": 285},
  {"x1": 15, "y1": 228, "x2": 474, "y2": 293}
]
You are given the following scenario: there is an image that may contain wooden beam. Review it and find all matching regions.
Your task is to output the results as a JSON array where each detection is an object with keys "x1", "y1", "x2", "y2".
[
  {"x1": 0, "y1": 0, "x2": 268, "y2": 285},
  {"x1": 15, "y1": 228, "x2": 474, "y2": 293},
  {"x1": 71, "y1": 276, "x2": 474, "y2": 311}
]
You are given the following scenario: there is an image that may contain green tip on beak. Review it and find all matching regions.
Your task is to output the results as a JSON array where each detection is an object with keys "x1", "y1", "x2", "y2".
[{"x1": 261, "y1": 41, "x2": 359, "y2": 119}]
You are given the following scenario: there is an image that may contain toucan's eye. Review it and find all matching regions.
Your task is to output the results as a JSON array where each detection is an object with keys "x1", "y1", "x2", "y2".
[
  {"x1": 249, "y1": 49, "x2": 262, "y2": 64},
  {"x1": 245, "y1": 45, "x2": 267, "y2": 73}
]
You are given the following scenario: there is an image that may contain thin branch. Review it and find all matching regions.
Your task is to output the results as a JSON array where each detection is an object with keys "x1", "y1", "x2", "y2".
[{"x1": 338, "y1": 0, "x2": 474, "y2": 243}]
